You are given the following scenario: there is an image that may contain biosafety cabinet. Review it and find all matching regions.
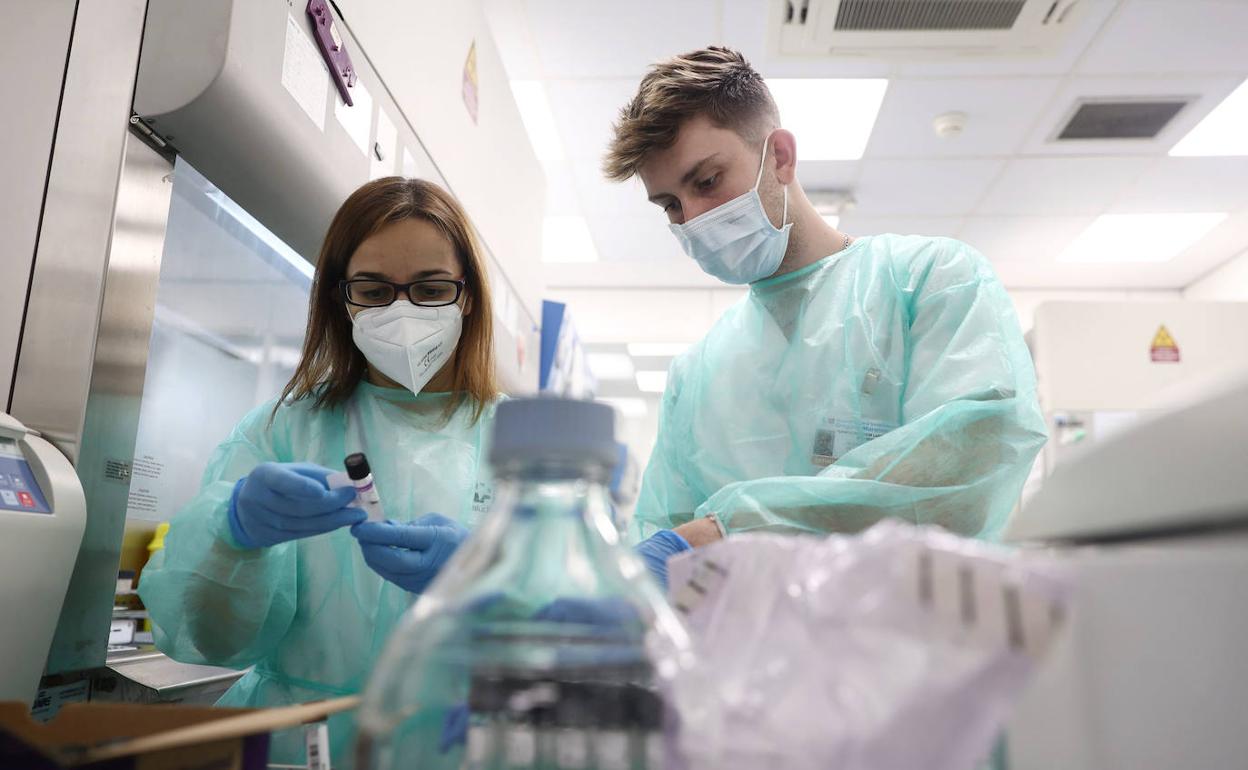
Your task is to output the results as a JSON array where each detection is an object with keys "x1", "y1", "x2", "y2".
[{"x1": 1, "y1": 0, "x2": 544, "y2": 702}]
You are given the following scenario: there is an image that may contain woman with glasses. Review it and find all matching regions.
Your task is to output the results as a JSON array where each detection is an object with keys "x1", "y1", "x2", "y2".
[{"x1": 139, "y1": 177, "x2": 499, "y2": 765}]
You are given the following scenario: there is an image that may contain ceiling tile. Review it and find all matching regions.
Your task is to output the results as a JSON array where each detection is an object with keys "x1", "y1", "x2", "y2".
[
  {"x1": 545, "y1": 79, "x2": 639, "y2": 161},
  {"x1": 541, "y1": 161, "x2": 581, "y2": 215},
  {"x1": 1076, "y1": 0, "x2": 1248, "y2": 77},
  {"x1": 978, "y1": 157, "x2": 1153, "y2": 216},
  {"x1": 524, "y1": 0, "x2": 718, "y2": 79},
  {"x1": 866, "y1": 77, "x2": 1061, "y2": 158},
  {"x1": 586, "y1": 213, "x2": 685, "y2": 263},
  {"x1": 959, "y1": 216, "x2": 1095, "y2": 263},
  {"x1": 571, "y1": 162, "x2": 657, "y2": 219},
  {"x1": 1112, "y1": 157, "x2": 1248, "y2": 214},
  {"x1": 483, "y1": 0, "x2": 543, "y2": 79},
  {"x1": 855, "y1": 158, "x2": 1004, "y2": 216},
  {"x1": 796, "y1": 160, "x2": 860, "y2": 190},
  {"x1": 839, "y1": 215, "x2": 965, "y2": 239}
]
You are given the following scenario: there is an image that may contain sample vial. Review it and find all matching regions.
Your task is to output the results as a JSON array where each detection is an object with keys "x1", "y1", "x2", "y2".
[{"x1": 344, "y1": 452, "x2": 385, "y2": 522}]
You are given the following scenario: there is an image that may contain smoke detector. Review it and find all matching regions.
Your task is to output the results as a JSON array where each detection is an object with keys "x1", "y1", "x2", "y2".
[{"x1": 933, "y1": 111, "x2": 968, "y2": 138}]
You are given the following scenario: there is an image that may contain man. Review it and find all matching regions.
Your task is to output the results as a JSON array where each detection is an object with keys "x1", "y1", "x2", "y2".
[{"x1": 610, "y1": 47, "x2": 1047, "y2": 559}]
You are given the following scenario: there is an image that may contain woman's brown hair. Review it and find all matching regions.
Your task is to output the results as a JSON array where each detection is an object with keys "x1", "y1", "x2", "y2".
[{"x1": 276, "y1": 177, "x2": 498, "y2": 423}]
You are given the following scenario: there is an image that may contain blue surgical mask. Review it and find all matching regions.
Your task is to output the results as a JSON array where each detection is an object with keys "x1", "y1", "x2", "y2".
[{"x1": 668, "y1": 136, "x2": 791, "y2": 285}]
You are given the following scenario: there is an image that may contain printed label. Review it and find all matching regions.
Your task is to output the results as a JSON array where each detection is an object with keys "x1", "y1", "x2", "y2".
[{"x1": 812, "y1": 416, "x2": 897, "y2": 467}]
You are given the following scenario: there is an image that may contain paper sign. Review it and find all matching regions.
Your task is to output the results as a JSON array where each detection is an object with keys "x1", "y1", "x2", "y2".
[
  {"x1": 1150, "y1": 324, "x2": 1180, "y2": 363},
  {"x1": 281, "y1": 15, "x2": 328, "y2": 131},
  {"x1": 462, "y1": 40, "x2": 479, "y2": 124},
  {"x1": 335, "y1": 79, "x2": 374, "y2": 157}
]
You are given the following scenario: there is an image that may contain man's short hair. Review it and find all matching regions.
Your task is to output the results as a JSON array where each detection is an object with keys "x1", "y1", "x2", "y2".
[{"x1": 604, "y1": 46, "x2": 779, "y2": 182}]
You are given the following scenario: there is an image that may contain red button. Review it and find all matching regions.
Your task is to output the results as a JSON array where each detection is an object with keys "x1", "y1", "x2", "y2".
[{"x1": 17, "y1": 492, "x2": 34, "y2": 508}]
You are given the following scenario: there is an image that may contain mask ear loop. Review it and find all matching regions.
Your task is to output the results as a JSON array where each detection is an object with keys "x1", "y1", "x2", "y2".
[{"x1": 755, "y1": 133, "x2": 789, "y2": 230}]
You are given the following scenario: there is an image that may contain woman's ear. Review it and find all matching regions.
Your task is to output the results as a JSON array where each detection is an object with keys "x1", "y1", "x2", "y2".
[{"x1": 461, "y1": 286, "x2": 473, "y2": 318}]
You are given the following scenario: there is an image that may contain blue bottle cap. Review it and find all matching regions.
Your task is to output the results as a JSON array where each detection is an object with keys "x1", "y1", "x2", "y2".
[{"x1": 489, "y1": 397, "x2": 618, "y2": 473}]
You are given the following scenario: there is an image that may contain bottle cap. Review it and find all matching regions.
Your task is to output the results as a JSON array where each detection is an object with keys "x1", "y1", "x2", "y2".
[
  {"x1": 345, "y1": 452, "x2": 371, "y2": 481},
  {"x1": 489, "y1": 398, "x2": 618, "y2": 474}
]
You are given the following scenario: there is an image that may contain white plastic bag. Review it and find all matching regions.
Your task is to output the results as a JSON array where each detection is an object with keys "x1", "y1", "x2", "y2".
[{"x1": 665, "y1": 521, "x2": 1070, "y2": 770}]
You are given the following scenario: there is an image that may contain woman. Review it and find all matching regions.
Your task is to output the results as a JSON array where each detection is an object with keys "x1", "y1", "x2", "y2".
[{"x1": 139, "y1": 177, "x2": 500, "y2": 765}]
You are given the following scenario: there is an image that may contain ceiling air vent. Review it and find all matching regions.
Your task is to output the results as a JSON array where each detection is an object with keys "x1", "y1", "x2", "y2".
[
  {"x1": 833, "y1": 1, "x2": 1026, "y2": 32},
  {"x1": 775, "y1": 0, "x2": 1103, "y2": 58},
  {"x1": 1057, "y1": 99, "x2": 1190, "y2": 141}
]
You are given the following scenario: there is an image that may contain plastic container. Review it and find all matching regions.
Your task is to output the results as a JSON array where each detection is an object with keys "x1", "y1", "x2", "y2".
[{"x1": 354, "y1": 398, "x2": 691, "y2": 769}]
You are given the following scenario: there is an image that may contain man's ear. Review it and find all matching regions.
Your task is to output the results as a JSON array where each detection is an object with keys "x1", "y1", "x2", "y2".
[{"x1": 771, "y1": 129, "x2": 798, "y2": 186}]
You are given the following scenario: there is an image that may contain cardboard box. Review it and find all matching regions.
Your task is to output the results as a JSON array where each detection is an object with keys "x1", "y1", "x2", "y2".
[{"x1": 0, "y1": 695, "x2": 359, "y2": 769}]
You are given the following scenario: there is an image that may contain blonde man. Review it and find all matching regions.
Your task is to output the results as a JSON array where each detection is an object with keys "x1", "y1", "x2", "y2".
[{"x1": 607, "y1": 47, "x2": 1047, "y2": 558}]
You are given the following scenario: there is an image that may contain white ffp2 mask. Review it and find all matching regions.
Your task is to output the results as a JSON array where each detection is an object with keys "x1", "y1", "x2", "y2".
[
  {"x1": 351, "y1": 301, "x2": 463, "y2": 395},
  {"x1": 668, "y1": 136, "x2": 791, "y2": 285}
]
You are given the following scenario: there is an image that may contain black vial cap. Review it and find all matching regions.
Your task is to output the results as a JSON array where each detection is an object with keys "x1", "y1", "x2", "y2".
[{"x1": 345, "y1": 452, "x2": 371, "y2": 481}]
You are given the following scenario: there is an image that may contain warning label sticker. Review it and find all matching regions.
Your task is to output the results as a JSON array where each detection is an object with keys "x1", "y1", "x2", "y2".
[{"x1": 1150, "y1": 325, "x2": 1181, "y2": 363}]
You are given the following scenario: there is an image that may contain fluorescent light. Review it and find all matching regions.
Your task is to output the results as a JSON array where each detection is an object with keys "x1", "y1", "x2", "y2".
[
  {"x1": 1058, "y1": 213, "x2": 1227, "y2": 263},
  {"x1": 766, "y1": 79, "x2": 888, "y2": 160},
  {"x1": 821, "y1": 214, "x2": 840, "y2": 229},
  {"x1": 543, "y1": 215, "x2": 599, "y2": 263},
  {"x1": 510, "y1": 80, "x2": 565, "y2": 162},
  {"x1": 600, "y1": 397, "x2": 648, "y2": 418},
  {"x1": 1171, "y1": 79, "x2": 1248, "y2": 157},
  {"x1": 627, "y1": 342, "x2": 689, "y2": 357},
  {"x1": 587, "y1": 352, "x2": 635, "y2": 380},
  {"x1": 635, "y1": 370, "x2": 668, "y2": 393}
]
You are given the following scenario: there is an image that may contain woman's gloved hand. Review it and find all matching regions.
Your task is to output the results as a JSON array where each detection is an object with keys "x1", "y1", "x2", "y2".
[
  {"x1": 352, "y1": 513, "x2": 469, "y2": 594},
  {"x1": 634, "y1": 529, "x2": 692, "y2": 591},
  {"x1": 228, "y1": 462, "x2": 364, "y2": 549}
]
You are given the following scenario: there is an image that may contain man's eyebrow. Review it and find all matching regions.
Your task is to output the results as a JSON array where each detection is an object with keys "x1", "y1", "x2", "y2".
[{"x1": 647, "y1": 153, "x2": 722, "y2": 203}]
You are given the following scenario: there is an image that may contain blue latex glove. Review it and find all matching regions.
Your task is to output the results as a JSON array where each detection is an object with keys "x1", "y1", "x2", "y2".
[
  {"x1": 531, "y1": 596, "x2": 639, "y2": 627},
  {"x1": 351, "y1": 513, "x2": 469, "y2": 594},
  {"x1": 634, "y1": 529, "x2": 692, "y2": 591},
  {"x1": 228, "y1": 462, "x2": 363, "y2": 549},
  {"x1": 439, "y1": 703, "x2": 470, "y2": 754}
]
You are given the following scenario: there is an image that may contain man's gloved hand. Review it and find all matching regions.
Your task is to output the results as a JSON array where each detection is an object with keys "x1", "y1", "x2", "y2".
[
  {"x1": 634, "y1": 529, "x2": 692, "y2": 591},
  {"x1": 229, "y1": 462, "x2": 363, "y2": 549},
  {"x1": 351, "y1": 513, "x2": 469, "y2": 594}
]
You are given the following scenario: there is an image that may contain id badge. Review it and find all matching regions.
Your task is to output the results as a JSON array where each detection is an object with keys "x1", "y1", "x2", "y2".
[{"x1": 812, "y1": 416, "x2": 897, "y2": 467}]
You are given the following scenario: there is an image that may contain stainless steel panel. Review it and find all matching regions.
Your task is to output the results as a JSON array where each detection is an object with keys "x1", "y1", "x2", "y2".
[
  {"x1": 94, "y1": 649, "x2": 243, "y2": 705},
  {"x1": 10, "y1": 0, "x2": 150, "y2": 460},
  {"x1": 43, "y1": 136, "x2": 174, "y2": 675},
  {"x1": 0, "y1": 0, "x2": 77, "y2": 408}
]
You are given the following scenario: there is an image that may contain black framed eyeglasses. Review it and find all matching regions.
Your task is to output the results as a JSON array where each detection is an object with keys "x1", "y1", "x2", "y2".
[{"x1": 340, "y1": 278, "x2": 466, "y2": 308}]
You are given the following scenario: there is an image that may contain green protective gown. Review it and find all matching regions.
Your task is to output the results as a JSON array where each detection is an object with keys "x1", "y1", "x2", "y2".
[
  {"x1": 138, "y1": 382, "x2": 496, "y2": 767},
  {"x1": 632, "y1": 234, "x2": 1047, "y2": 543}
]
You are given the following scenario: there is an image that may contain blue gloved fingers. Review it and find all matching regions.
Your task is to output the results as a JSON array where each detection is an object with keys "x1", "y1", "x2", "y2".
[
  {"x1": 255, "y1": 484, "x2": 357, "y2": 517},
  {"x1": 358, "y1": 541, "x2": 439, "y2": 576},
  {"x1": 283, "y1": 462, "x2": 337, "y2": 485},
  {"x1": 351, "y1": 520, "x2": 441, "y2": 551},
  {"x1": 413, "y1": 512, "x2": 457, "y2": 528},
  {"x1": 250, "y1": 462, "x2": 332, "y2": 500},
  {"x1": 532, "y1": 597, "x2": 639, "y2": 627},
  {"x1": 634, "y1": 529, "x2": 693, "y2": 590},
  {"x1": 438, "y1": 703, "x2": 470, "y2": 754},
  {"x1": 272, "y1": 505, "x2": 367, "y2": 534}
]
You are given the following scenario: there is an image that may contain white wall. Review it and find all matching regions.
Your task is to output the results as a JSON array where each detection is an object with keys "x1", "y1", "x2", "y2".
[
  {"x1": 1008, "y1": 289, "x2": 1182, "y2": 333},
  {"x1": 1031, "y1": 301, "x2": 1248, "y2": 413},
  {"x1": 1185, "y1": 249, "x2": 1248, "y2": 301}
]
